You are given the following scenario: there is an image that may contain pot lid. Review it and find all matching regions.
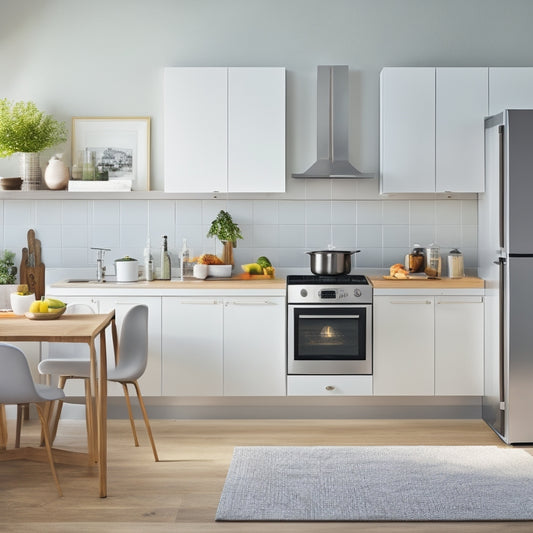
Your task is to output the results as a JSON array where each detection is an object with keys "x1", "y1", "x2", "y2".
[{"x1": 115, "y1": 255, "x2": 138, "y2": 262}]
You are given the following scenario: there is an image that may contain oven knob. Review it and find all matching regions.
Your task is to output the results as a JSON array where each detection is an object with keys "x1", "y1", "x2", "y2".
[
  {"x1": 300, "y1": 289, "x2": 308, "y2": 298},
  {"x1": 354, "y1": 288, "x2": 362, "y2": 298}
]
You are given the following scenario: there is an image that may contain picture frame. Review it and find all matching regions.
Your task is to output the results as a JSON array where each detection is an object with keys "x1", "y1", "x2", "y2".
[{"x1": 71, "y1": 117, "x2": 151, "y2": 191}]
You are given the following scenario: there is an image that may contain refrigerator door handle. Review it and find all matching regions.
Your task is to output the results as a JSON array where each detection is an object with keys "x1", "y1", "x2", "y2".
[
  {"x1": 498, "y1": 256, "x2": 506, "y2": 409},
  {"x1": 498, "y1": 125, "x2": 505, "y2": 249}
]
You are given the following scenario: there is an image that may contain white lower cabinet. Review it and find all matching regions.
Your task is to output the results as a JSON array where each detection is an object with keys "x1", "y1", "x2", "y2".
[
  {"x1": 373, "y1": 294, "x2": 483, "y2": 396},
  {"x1": 287, "y1": 375, "x2": 372, "y2": 396},
  {"x1": 97, "y1": 297, "x2": 162, "y2": 397},
  {"x1": 162, "y1": 297, "x2": 224, "y2": 396},
  {"x1": 162, "y1": 296, "x2": 286, "y2": 396},
  {"x1": 373, "y1": 296, "x2": 435, "y2": 395}
]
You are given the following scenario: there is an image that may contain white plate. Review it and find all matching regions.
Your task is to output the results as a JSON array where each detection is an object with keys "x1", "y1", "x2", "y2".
[{"x1": 207, "y1": 265, "x2": 232, "y2": 278}]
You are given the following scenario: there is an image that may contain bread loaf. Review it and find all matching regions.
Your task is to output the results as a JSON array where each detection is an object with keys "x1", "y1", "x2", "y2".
[{"x1": 390, "y1": 263, "x2": 409, "y2": 279}]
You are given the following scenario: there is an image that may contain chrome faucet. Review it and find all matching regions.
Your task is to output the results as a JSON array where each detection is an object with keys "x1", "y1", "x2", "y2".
[{"x1": 91, "y1": 247, "x2": 111, "y2": 282}]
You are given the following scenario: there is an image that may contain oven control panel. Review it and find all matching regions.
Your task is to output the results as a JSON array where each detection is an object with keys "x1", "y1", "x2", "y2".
[{"x1": 288, "y1": 284, "x2": 372, "y2": 304}]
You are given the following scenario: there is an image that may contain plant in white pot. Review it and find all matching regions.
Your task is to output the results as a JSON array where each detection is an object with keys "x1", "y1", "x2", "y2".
[
  {"x1": 0, "y1": 249, "x2": 18, "y2": 309},
  {"x1": 206, "y1": 210, "x2": 243, "y2": 267},
  {"x1": 0, "y1": 99, "x2": 67, "y2": 190}
]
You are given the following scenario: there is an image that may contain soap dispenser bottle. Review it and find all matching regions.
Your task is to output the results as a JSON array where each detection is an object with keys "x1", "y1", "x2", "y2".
[
  {"x1": 160, "y1": 235, "x2": 171, "y2": 280},
  {"x1": 144, "y1": 237, "x2": 153, "y2": 281},
  {"x1": 181, "y1": 238, "x2": 191, "y2": 279}
]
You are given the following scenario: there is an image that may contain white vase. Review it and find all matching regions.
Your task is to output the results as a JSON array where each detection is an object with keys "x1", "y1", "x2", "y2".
[
  {"x1": 44, "y1": 154, "x2": 69, "y2": 190},
  {"x1": 20, "y1": 152, "x2": 42, "y2": 191}
]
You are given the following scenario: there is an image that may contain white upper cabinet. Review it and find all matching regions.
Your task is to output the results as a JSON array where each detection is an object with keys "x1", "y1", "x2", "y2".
[
  {"x1": 489, "y1": 67, "x2": 533, "y2": 115},
  {"x1": 380, "y1": 67, "x2": 488, "y2": 193},
  {"x1": 164, "y1": 67, "x2": 286, "y2": 193},
  {"x1": 436, "y1": 68, "x2": 488, "y2": 193},
  {"x1": 380, "y1": 67, "x2": 435, "y2": 193}
]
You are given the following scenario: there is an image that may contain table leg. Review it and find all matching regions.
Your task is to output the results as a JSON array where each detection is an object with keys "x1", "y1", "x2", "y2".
[
  {"x1": 87, "y1": 343, "x2": 98, "y2": 464},
  {"x1": 0, "y1": 405, "x2": 7, "y2": 450},
  {"x1": 97, "y1": 327, "x2": 108, "y2": 498}
]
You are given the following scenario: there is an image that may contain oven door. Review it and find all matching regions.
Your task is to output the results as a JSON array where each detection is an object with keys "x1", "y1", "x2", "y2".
[{"x1": 288, "y1": 304, "x2": 372, "y2": 375}]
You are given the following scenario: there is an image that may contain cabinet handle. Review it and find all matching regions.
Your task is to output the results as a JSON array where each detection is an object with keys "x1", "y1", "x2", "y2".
[
  {"x1": 389, "y1": 300, "x2": 432, "y2": 305},
  {"x1": 325, "y1": 385, "x2": 336, "y2": 391},
  {"x1": 228, "y1": 300, "x2": 276, "y2": 306},
  {"x1": 180, "y1": 300, "x2": 221, "y2": 305},
  {"x1": 437, "y1": 301, "x2": 476, "y2": 305},
  {"x1": 300, "y1": 315, "x2": 359, "y2": 319}
]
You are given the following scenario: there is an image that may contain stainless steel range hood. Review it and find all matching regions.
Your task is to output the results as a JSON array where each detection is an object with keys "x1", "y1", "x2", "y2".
[{"x1": 293, "y1": 65, "x2": 373, "y2": 179}]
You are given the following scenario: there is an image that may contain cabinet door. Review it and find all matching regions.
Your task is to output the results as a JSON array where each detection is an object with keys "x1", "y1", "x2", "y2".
[
  {"x1": 223, "y1": 297, "x2": 286, "y2": 396},
  {"x1": 436, "y1": 68, "x2": 488, "y2": 193},
  {"x1": 164, "y1": 67, "x2": 228, "y2": 193},
  {"x1": 489, "y1": 68, "x2": 533, "y2": 115},
  {"x1": 161, "y1": 297, "x2": 223, "y2": 396},
  {"x1": 228, "y1": 68, "x2": 286, "y2": 192},
  {"x1": 380, "y1": 67, "x2": 435, "y2": 193},
  {"x1": 434, "y1": 296, "x2": 483, "y2": 395},
  {"x1": 98, "y1": 297, "x2": 162, "y2": 396},
  {"x1": 373, "y1": 295, "x2": 434, "y2": 395}
]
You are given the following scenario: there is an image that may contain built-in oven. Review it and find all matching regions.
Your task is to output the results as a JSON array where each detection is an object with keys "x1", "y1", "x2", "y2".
[{"x1": 287, "y1": 275, "x2": 372, "y2": 375}]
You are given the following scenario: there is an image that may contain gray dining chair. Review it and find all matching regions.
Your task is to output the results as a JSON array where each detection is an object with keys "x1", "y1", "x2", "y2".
[
  {"x1": 0, "y1": 342, "x2": 65, "y2": 496},
  {"x1": 38, "y1": 304, "x2": 158, "y2": 461}
]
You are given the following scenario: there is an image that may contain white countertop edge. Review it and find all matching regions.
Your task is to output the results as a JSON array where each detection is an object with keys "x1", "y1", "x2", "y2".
[{"x1": 48, "y1": 285, "x2": 287, "y2": 297}]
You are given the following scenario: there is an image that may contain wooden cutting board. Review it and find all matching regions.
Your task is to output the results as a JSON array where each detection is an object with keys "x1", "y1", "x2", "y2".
[{"x1": 19, "y1": 229, "x2": 45, "y2": 300}]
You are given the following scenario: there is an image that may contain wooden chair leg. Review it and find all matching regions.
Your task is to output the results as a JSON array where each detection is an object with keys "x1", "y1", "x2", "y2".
[
  {"x1": 23, "y1": 403, "x2": 30, "y2": 420},
  {"x1": 0, "y1": 404, "x2": 7, "y2": 450},
  {"x1": 132, "y1": 380, "x2": 159, "y2": 462},
  {"x1": 35, "y1": 402, "x2": 62, "y2": 497},
  {"x1": 15, "y1": 404, "x2": 23, "y2": 448},
  {"x1": 122, "y1": 382, "x2": 139, "y2": 447}
]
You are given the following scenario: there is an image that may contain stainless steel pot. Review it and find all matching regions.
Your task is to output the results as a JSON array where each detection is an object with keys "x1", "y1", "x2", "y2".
[{"x1": 306, "y1": 250, "x2": 360, "y2": 275}]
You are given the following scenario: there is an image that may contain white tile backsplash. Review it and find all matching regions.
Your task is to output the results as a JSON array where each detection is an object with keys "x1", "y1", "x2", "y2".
[{"x1": 0, "y1": 197, "x2": 479, "y2": 273}]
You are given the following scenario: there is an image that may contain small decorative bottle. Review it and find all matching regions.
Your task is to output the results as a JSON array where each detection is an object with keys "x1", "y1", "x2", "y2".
[{"x1": 160, "y1": 235, "x2": 171, "y2": 280}]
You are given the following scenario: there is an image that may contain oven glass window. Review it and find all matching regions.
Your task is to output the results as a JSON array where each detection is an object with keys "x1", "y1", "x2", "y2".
[{"x1": 294, "y1": 307, "x2": 366, "y2": 361}]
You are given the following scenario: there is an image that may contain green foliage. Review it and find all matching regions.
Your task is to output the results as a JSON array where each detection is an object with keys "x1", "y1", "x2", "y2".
[
  {"x1": 0, "y1": 99, "x2": 67, "y2": 157},
  {"x1": 206, "y1": 210, "x2": 243, "y2": 243},
  {"x1": 0, "y1": 250, "x2": 17, "y2": 285}
]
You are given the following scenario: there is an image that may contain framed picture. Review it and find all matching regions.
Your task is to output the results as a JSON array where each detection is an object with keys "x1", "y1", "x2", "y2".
[{"x1": 71, "y1": 117, "x2": 150, "y2": 191}]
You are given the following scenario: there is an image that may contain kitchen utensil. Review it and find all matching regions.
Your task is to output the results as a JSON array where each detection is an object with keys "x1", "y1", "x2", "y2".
[
  {"x1": 447, "y1": 248, "x2": 465, "y2": 278},
  {"x1": 19, "y1": 229, "x2": 45, "y2": 300},
  {"x1": 306, "y1": 250, "x2": 360, "y2": 276},
  {"x1": 115, "y1": 257, "x2": 139, "y2": 282}
]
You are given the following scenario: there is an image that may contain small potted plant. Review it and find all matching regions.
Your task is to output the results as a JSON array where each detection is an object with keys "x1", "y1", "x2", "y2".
[
  {"x1": 0, "y1": 249, "x2": 18, "y2": 309},
  {"x1": 206, "y1": 210, "x2": 243, "y2": 266},
  {"x1": 0, "y1": 99, "x2": 67, "y2": 190}
]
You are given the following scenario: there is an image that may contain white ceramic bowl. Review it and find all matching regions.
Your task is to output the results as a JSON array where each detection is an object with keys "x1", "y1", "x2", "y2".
[
  {"x1": 207, "y1": 265, "x2": 232, "y2": 278},
  {"x1": 10, "y1": 293, "x2": 36, "y2": 315}
]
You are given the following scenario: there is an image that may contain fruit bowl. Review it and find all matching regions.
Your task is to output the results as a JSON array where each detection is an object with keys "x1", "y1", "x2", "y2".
[{"x1": 25, "y1": 306, "x2": 67, "y2": 320}]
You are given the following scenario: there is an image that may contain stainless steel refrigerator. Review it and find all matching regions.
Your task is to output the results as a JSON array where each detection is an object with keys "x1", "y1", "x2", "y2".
[{"x1": 480, "y1": 109, "x2": 533, "y2": 444}]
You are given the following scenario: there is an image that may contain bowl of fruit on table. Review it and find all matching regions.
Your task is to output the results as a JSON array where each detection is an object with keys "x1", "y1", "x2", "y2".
[{"x1": 25, "y1": 297, "x2": 67, "y2": 320}]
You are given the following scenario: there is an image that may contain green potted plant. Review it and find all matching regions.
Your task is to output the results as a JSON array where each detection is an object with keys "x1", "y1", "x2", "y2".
[
  {"x1": 206, "y1": 210, "x2": 243, "y2": 266},
  {"x1": 0, "y1": 249, "x2": 18, "y2": 309},
  {"x1": 0, "y1": 99, "x2": 67, "y2": 190}
]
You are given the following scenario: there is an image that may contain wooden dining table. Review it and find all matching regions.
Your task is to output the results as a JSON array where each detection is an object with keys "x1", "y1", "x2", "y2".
[{"x1": 0, "y1": 310, "x2": 117, "y2": 497}]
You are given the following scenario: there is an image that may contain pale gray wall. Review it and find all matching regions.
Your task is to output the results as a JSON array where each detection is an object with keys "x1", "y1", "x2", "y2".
[
  {"x1": 2, "y1": 0, "x2": 533, "y2": 188},
  {"x1": 1, "y1": 0, "x2": 533, "y2": 271}
]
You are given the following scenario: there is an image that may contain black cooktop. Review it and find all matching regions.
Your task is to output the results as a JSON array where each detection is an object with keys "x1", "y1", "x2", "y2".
[{"x1": 286, "y1": 274, "x2": 369, "y2": 285}]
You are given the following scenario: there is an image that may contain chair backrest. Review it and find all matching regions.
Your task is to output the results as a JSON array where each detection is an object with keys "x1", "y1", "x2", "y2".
[
  {"x1": 48, "y1": 303, "x2": 96, "y2": 358},
  {"x1": 0, "y1": 343, "x2": 42, "y2": 404},
  {"x1": 112, "y1": 304, "x2": 149, "y2": 381}
]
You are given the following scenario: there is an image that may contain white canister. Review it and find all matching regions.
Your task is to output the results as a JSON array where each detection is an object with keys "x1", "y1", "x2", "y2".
[
  {"x1": 115, "y1": 256, "x2": 139, "y2": 282},
  {"x1": 10, "y1": 292, "x2": 36, "y2": 315},
  {"x1": 193, "y1": 263, "x2": 208, "y2": 279},
  {"x1": 44, "y1": 154, "x2": 69, "y2": 190},
  {"x1": 447, "y1": 249, "x2": 465, "y2": 278}
]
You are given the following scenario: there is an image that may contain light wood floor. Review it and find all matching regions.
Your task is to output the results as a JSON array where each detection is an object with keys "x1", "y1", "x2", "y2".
[{"x1": 1, "y1": 418, "x2": 532, "y2": 533}]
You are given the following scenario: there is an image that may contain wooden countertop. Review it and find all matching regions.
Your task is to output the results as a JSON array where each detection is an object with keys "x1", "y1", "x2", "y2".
[{"x1": 368, "y1": 275, "x2": 484, "y2": 289}]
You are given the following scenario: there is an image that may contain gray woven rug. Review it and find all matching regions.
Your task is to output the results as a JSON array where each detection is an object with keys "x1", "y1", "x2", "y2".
[{"x1": 216, "y1": 446, "x2": 533, "y2": 521}]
